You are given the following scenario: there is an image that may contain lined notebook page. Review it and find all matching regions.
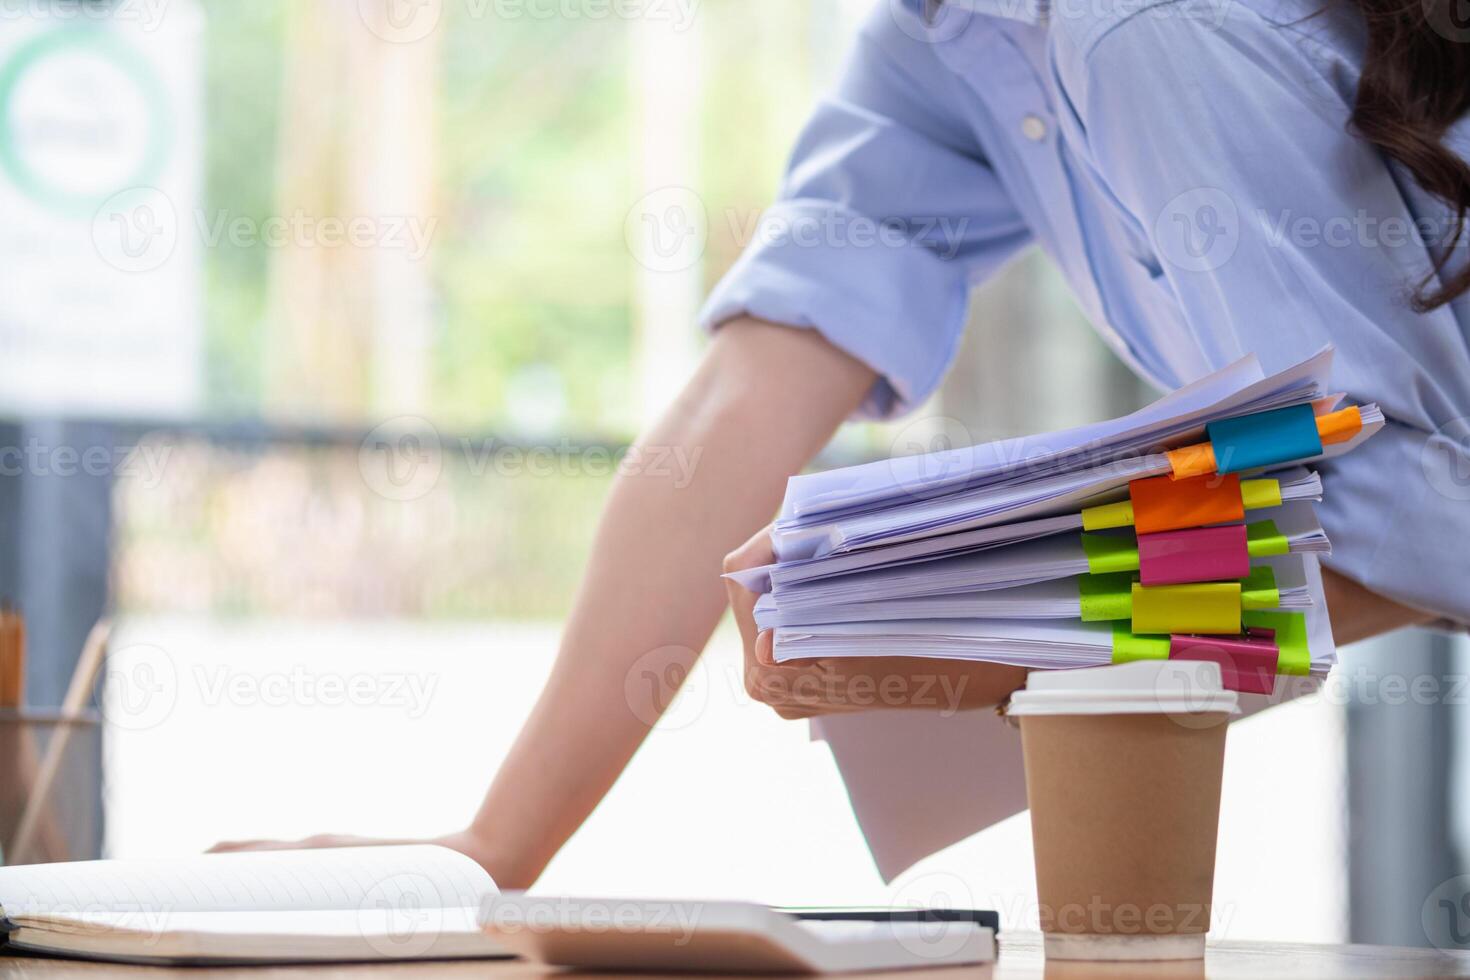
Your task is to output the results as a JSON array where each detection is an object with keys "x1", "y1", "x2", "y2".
[{"x1": 0, "y1": 845, "x2": 496, "y2": 918}]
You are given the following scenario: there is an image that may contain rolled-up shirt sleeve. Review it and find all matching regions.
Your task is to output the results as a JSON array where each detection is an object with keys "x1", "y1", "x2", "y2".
[
  {"x1": 1049, "y1": 2, "x2": 1470, "y2": 626},
  {"x1": 699, "y1": 2, "x2": 1032, "y2": 419}
]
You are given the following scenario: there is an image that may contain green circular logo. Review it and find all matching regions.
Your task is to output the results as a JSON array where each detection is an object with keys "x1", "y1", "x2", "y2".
[{"x1": 0, "y1": 27, "x2": 172, "y2": 217}]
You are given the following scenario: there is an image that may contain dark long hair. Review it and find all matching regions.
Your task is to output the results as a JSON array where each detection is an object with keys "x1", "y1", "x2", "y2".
[{"x1": 1350, "y1": 0, "x2": 1470, "y2": 310}]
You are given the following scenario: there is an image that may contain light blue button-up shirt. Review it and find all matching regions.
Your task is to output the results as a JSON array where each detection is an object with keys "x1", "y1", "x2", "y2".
[{"x1": 700, "y1": 0, "x2": 1470, "y2": 626}]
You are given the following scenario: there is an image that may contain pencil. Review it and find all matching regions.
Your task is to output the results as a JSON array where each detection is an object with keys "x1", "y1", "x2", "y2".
[
  {"x1": 10, "y1": 619, "x2": 111, "y2": 863},
  {"x1": 0, "y1": 605, "x2": 22, "y2": 709}
]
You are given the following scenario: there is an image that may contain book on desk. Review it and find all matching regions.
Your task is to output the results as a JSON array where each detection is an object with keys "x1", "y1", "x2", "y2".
[{"x1": 0, "y1": 846, "x2": 997, "y2": 971}]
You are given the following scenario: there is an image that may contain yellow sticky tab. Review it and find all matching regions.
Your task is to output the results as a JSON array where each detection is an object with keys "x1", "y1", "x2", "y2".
[
  {"x1": 1081, "y1": 499, "x2": 1134, "y2": 531},
  {"x1": 1240, "y1": 478, "x2": 1283, "y2": 511},
  {"x1": 1131, "y1": 582, "x2": 1242, "y2": 635}
]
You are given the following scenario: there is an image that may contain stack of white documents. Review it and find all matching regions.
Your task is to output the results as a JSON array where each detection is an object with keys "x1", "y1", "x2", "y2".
[{"x1": 729, "y1": 348, "x2": 1382, "y2": 694}]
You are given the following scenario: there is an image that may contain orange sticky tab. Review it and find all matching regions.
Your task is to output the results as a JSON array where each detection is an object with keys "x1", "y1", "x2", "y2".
[
  {"x1": 1130, "y1": 472, "x2": 1244, "y2": 535},
  {"x1": 1316, "y1": 406, "x2": 1362, "y2": 445},
  {"x1": 1167, "y1": 441, "x2": 1217, "y2": 479}
]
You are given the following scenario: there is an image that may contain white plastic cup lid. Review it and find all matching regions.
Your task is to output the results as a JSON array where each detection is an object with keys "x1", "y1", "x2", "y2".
[{"x1": 1007, "y1": 660, "x2": 1240, "y2": 717}]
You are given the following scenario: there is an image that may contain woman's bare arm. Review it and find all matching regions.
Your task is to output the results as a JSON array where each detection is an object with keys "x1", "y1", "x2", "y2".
[
  {"x1": 214, "y1": 317, "x2": 877, "y2": 885},
  {"x1": 1321, "y1": 568, "x2": 1436, "y2": 645},
  {"x1": 457, "y1": 318, "x2": 875, "y2": 886}
]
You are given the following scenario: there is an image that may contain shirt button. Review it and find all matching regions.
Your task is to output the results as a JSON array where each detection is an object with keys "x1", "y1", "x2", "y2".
[{"x1": 1021, "y1": 114, "x2": 1048, "y2": 142}]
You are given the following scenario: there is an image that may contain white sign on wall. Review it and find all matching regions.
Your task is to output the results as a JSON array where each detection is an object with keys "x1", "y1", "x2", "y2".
[{"x1": 0, "y1": 3, "x2": 202, "y2": 419}]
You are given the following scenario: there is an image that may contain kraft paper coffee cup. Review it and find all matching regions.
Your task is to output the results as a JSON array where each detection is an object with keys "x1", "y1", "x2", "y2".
[{"x1": 1008, "y1": 660, "x2": 1238, "y2": 961}]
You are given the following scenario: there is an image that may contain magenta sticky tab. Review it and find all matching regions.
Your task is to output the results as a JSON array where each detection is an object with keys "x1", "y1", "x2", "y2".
[
  {"x1": 1169, "y1": 628, "x2": 1279, "y2": 694},
  {"x1": 1137, "y1": 523, "x2": 1250, "y2": 585}
]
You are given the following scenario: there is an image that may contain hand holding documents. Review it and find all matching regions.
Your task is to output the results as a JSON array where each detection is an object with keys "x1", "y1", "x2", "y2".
[{"x1": 734, "y1": 348, "x2": 1380, "y2": 695}]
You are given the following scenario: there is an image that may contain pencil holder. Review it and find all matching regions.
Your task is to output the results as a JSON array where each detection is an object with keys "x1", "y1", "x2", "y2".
[{"x1": 0, "y1": 709, "x2": 103, "y2": 866}]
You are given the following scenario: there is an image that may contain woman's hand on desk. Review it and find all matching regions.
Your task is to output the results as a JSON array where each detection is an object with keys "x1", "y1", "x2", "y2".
[
  {"x1": 209, "y1": 829, "x2": 513, "y2": 881},
  {"x1": 723, "y1": 526, "x2": 1027, "y2": 719}
]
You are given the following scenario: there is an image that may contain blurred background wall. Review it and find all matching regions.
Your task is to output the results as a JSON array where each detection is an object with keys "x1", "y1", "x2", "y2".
[{"x1": 0, "y1": 0, "x2": 1464, "y2": 948}]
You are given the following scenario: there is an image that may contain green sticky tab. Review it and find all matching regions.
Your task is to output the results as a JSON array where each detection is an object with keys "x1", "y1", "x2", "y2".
[
  {"x1": 1080, "y1": 532, "x2": 1141, "y2": 574},
  {"x1": 1111, "y1": 623, "x2": 1171, "y2": 663},
  {"x1": 1245, "y1": 520, "x2": 1290, "y2": 557},
  {"x1": 1239, "y1": 565, "x2": 1280, "y2": 610},
  {"x1": 1243, "y1": 610, "x2": 1311, "y2": 675},
  {"x1": 1078, "y1": 572, "x2": 1135, "y2": 621}
]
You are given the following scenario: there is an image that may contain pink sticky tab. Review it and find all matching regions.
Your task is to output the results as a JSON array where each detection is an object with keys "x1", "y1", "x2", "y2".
[
  {"x1": 1137, "y1": 524, "x2": 1250, "y2": 585},
  {"x1": 1169, "y1": 631, "x2": 1279, "y2": 694}
]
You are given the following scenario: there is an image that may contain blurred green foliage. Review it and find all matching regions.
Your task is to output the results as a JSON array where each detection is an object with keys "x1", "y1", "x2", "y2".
[
  {"x1": 123, "y1": 0, "x2": 910, "y2": 621},
  {"x1": 194, "y1": 0, "x2": 846, "y2": 440},
  {"x1": 199, "y1": 1, "x2": 285, "y2": 416}
]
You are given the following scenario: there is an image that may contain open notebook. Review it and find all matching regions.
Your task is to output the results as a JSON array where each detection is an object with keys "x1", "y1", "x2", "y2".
[{"x1": 0, "y1": 846, "x2": 508, "y2": 965}]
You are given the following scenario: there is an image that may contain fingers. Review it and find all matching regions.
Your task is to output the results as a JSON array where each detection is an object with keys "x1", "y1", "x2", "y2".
[
  {"x1": 744, "y1": 657, "x2": 867, "y2": 718},
  {"x1": 722, "y1": 526, "x2": 774, "y2": 659},
  {"x1": 754, "y1": 626, "x2": 776, "y2": 666},
  {"x1": 208, "y1": 839, "x2": 291, "y2": 853},
  {"x1": 208, "y1": 834, "x2": 370, "y2": 854},
  {"x1": 724, "y1": 525, "x2": 812, "y2": 715},
  {"x1": 722, "y1": 528, "x2": 985, "y2": 720},
  {"x1": 751, "y1": 656, "x2": 1030, "y2": 716},
  {"x1": 723, "y1": 524, "x2": 776, "y2": 574}
]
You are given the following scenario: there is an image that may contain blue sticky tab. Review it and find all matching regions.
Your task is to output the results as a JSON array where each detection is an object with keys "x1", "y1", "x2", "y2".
[{"x1": 1205, "y1": 404, "x2": 1322, "y2": 474}]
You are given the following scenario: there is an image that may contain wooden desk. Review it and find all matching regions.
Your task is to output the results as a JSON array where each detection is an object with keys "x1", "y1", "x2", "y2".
[{"x1": 3, "y1": 933, "x2": 1469, "y2": 979}]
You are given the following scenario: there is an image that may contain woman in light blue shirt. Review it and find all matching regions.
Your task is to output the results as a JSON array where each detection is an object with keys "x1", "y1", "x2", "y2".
[{"x1": 223, "y1": 0, "x2": 1469, "y2": 887}]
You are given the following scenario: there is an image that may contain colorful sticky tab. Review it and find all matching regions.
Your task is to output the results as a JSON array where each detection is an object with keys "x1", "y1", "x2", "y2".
[
  {"x1": 1205, "y1": 404, "x2": 1323, "y2": 474},
  {"x1": 1245, "y1": 520, "x2": 1290, "y2": 557},
  {"x1": 1166, "y1": 442, "x2": 1217, "y2": 480},
  {"x1": 1111, "y1": 623, "x2": 1171, "y2": 663},
  {"x1": 1137, "y1": 524, "x2": 1250, "y2": 585},
  {"x1": 1316, "y1": 406, "x2": 1363, "y2": 445},
  {"x1": 1169, "y1": 630, "x2": 1279, "y2": 694},
  {"x1": 1130, "y1": 472, "x2": 1244, "y2": 535},
  {"x1": 1168, "y1": 404, "x2": 1362, "y2": 479},
  {"x1": 1080, "y1": 533, "x2": 1140, "y2": 574},
  {"x1": 1240, "y1": 478, "x2": 1283, "y2": 511},
  {"x1": 1242, "y1": 610, "x2": 1310, "y2": 675},
  {"x1": 1238, "y1": 565, "x2": 1280, "y2": 610},
  {"x1": 1078, "y1": 572, "x2": 1135, "y2": 621},
  {"x1": 1080, "y1": 566, "x2": 1280, "y2": 621},
  {"x1": 1131, "y1": 581, "x2": 1242, "y2": 635},
  {"x1": 1080, "y1": 498, "x2": 1134, "y2": 531}
]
